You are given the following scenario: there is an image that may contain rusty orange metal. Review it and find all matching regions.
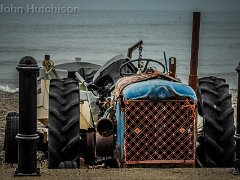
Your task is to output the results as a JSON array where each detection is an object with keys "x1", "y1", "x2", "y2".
[
  {"x1": 189, "y1": 12, "x2": 201, "y2": 92},
  {"x1": 123, "y1": 100, "x2": 196, "y2": 165}
]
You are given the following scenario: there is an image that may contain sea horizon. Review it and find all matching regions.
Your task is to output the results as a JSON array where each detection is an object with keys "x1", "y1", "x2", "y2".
[{"x1": 0, "y1": 10, "x2": 239, "y2": 91}]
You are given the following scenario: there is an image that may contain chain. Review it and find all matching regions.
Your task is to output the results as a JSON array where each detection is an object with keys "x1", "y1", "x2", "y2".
[
  {"x1": 138, "y1": 45, "x2": 143, "y2": 71},
  {"x1": 138, "y1": 45, "x2": 143, "y2": 60}
]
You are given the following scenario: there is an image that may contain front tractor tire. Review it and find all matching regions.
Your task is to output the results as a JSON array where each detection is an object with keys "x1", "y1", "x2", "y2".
[
  {"x1": 197, "y1": 76, "x2": 235, "y2": 167},
  {"x1": 48, "y1": 78, "x2": 80, "y2": 169}
]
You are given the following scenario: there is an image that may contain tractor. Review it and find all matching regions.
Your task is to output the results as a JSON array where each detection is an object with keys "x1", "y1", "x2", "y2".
[{"x1": 4, "y1": 40, "x2": 235, "y2": 169}]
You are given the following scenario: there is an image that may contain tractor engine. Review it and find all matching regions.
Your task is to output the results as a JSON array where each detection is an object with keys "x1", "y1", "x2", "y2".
[{"x1": 114, "y1": 73, "x2": 197, "y2": 167}]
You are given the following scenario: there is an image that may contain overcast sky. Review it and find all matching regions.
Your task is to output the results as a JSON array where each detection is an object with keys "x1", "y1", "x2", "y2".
[{"x1": 2, "y1": 0, "x2": 240, "y2": 11}]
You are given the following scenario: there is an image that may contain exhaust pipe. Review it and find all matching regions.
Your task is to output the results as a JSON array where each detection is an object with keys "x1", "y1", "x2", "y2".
[
  {"x1": 169, "y1": 57, "x2": 176, "y2": 78},
  {"x1": 96, "y1": 118, "x2": 114, "y2": 157}
]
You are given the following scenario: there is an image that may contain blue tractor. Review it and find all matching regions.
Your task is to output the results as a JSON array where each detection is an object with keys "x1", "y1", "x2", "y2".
[
  {"x1": 45, "y1": 40, "x2": 234, "y2": 168},
  {"x1": 4, "y1": 40, "x2": 235, "y2": 168}
]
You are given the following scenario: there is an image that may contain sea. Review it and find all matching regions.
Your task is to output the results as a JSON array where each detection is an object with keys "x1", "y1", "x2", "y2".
[{"x1": 0, "y1": 10, "x2": 239, "y2": 92}]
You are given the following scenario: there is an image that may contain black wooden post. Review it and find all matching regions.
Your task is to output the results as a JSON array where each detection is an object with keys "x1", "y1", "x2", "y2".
[
  {"x1": 233, "y1": 62, "x2": 240, "y2": 175},
  {"x1": 15, "y1": 56, "x2": 40, "y2": 176}
]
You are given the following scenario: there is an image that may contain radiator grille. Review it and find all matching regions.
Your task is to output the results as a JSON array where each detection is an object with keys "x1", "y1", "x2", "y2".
[{"x1": 124, "y1": 100, "x2": 196, "y2": 164}]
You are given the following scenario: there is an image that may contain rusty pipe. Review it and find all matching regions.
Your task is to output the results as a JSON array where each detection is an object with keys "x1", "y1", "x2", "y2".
[
  {"x1": 97, "y1": 118, "x2": 114, "y2": 137},
  {"x1": 169, "y1": 57, "x2": 176, "y2": 78},
  {"x1": 189, "y1": 12, "x2": 201, "y2": 92},
  {"x1": 96, "y1": 132, "x2": 114, "y2": 157}
]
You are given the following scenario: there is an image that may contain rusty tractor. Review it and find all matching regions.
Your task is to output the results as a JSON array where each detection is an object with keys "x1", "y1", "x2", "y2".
[{"x1": 4, "y1": 39, "x2": 235, "y2": 169}]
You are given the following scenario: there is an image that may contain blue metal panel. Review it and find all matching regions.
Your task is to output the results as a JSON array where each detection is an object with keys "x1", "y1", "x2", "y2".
[
  {"x1": 116, "y1": 100, "x2": 124, "y2": 160},
  {"x1": 122, "y1": 79, "x2": 196, "y2": 101}
]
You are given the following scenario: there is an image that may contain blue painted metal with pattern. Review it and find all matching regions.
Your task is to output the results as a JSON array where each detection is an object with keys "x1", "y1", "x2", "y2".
[{"x1": 115, "y1": 78, "x2": 196, "y2": 161}]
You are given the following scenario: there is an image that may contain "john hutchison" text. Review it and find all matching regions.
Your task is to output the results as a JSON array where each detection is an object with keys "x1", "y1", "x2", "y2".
[{"x1": 0, "y1": 4, "x2": 80, "y2": 14}]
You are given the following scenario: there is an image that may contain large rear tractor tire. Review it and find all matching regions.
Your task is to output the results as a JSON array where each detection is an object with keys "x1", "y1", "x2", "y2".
[
  {"x1": 4, "y1": 112, "x2": 19, "y2": 163},
  {"x1": 197, "y1": 76, "x2": 235, "y2": 167},
  {"x1": 48, "y1": 78, "x2": 80, "y2": 169}
]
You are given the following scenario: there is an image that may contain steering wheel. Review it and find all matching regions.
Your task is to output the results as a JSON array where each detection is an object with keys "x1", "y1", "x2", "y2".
[{"x1": 120, "y1": 59, "x2": 165, "y2": 76}]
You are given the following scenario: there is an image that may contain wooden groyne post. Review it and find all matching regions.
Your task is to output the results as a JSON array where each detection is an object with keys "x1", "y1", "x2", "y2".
[{"x1": 189, "y1": 12, "x2": 201, "y2": 92}]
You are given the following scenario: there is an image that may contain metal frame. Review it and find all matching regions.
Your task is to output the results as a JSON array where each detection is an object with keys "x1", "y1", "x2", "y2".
[{"x1": 123, "y1": 100, "x2": 196, "y2": 165}]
